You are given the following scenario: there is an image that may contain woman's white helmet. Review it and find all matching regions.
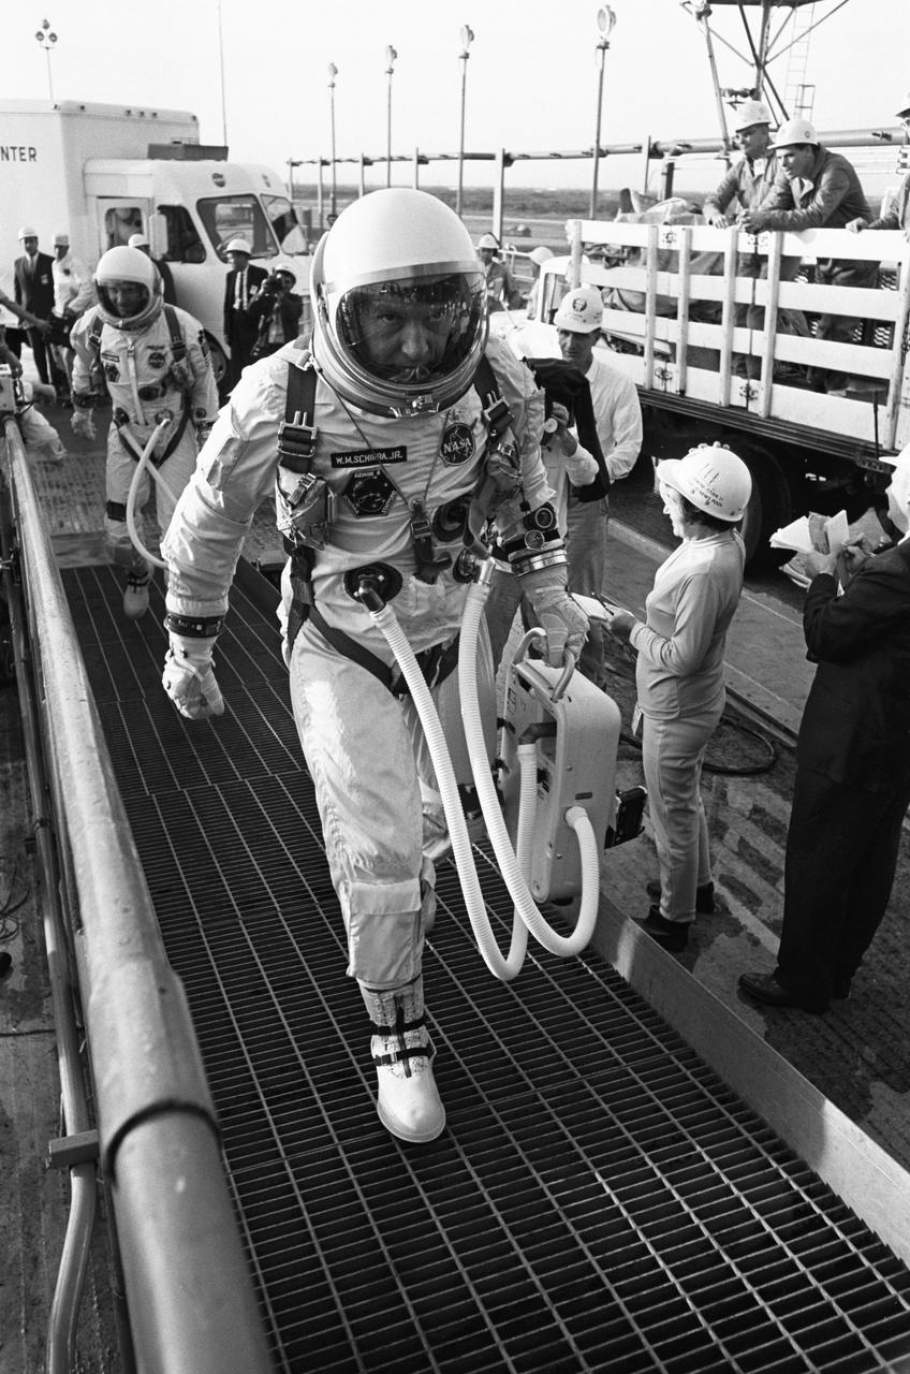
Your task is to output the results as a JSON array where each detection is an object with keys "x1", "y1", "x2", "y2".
[
  {"x1": 655, "y1": 444, "x2": 752, "y2": 523},
  {"x1": 94, "y1": 246, "x2": 163, "y2": 331},
  {"x1": 310, "y1": 188, "x2": 488, "y2": 416}
]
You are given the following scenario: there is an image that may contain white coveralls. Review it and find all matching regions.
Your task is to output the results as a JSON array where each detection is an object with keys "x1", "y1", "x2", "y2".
[
  {"x1": 162, "y1": 334, "x2": 552, "y2": 989},
  {"x1": 71, "y1": 304, "x2": 219, "y2": 574},
  {"x1": 630, "y1": 530, "x2": 745, "y2": 923}
]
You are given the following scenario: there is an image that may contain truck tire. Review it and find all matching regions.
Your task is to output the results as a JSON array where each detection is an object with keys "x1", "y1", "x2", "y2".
[{"x1": 730, "y1": 442, "x2": 794, "y2": 568}]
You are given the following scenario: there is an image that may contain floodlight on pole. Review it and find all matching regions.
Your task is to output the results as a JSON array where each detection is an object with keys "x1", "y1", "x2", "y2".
[
  {"x1": 590, "y1": 5, "x2": 617, "y2": 219},
  {"x1": 328, "y1": 63, "x2": 339, "y2": 217},
  {"x1": 456, "y1": 25, "x2": 475, "y2": 219},
  {"x1": 385, "y1": 45, "x2": 398, "y2": 188},
  {"x1": 35, "y1": 18, "x2": 58, "y2": 102}
]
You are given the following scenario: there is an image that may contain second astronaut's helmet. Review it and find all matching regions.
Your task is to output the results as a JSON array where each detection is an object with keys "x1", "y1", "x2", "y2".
[
  {"x1": 311, "y1": 188, "x2": 488, "y2": 417},
  {"x1": 94, "y1": 246, "x2": 163, "y2": 331}
]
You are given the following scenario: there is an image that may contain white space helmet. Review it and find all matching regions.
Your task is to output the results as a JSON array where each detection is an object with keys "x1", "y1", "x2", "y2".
[
  {"x1": 770, "y1": 117, "x2": 819, "y2": 150},
  {"x1": 311, "y1": 188, "x2": 487, "y2": 417},
  {"x1": 732, "y1": 100, "x2": 772, "y2": 133},
  {"x1": 554, "y1": 285, "x2": 604, "y2": 334},
  {"x1": 94, "y1": 246, "x2": 163, "y2": 331},
  {"x1": 655, "y1": 444, "x2": 752, "y2": 523}
]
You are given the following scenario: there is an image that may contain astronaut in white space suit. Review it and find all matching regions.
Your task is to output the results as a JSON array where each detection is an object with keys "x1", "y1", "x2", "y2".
[
  {"x1": 160, "y1": 189, "x2": 588, "y2": 1145},
  {"x1": 70, "y1": 246, "x2": 219, "y2": 619}
]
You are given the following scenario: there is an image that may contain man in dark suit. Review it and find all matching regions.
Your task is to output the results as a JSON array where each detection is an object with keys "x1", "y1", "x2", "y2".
[
  {"x1": 13, "y1": 226, "x2": 55, "y2": 384},
  {"x1": 222, "y1": 236, "x2": 268, "y2": 387},
  {"x1": 740, "y1": 448, "x2": 910, "y2": 1013}
]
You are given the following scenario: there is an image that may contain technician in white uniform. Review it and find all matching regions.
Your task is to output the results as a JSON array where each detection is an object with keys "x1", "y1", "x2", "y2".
[
  {"x1": 608, "y1": 446, "x2": 751, "y2": 951},
  {"x1": 159, "y1": 189, "x2": 588, "y2": 1145}
]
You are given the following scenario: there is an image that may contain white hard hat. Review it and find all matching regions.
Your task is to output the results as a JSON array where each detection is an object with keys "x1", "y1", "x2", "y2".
[
  {"x1": 271, "y1": 258, "x2": 297, "y2": 282},
  {"x1": 733, "y1": 100, "x2": 772, "y2": 132},
  {"x1": 476, "y1": 233, "x2": 500, "y2": 250},
  {"x1": 225, "y1": 236, "x2": 253, "y2": 255},
  {"x1": 553, "y1": 285, "x2": 604, "y2": 334},
  {"x1": 656, "y1": 444, "x2": 752, "y2": 523},
  {"x1": 94, "y1": 245, "x2": 162, "y2": 332},
  {"x1": 529, "y1": 246, "x2": 554, "y2": 266},
  {"x1": 18, "y1": 226, "x2": 38, "y2": 240},
  {"x1": 770, "y1": 117, "x2": 819, "y2": 149},
  {"x1": 311, "y1": 188, "x2": 487, "y2": 418},
  {"x1": 53, "y1": 232, "x2": 70, "y2": 248},
  {"x1": 128, "y1": 232, "x2": 150, "y2": 249}
]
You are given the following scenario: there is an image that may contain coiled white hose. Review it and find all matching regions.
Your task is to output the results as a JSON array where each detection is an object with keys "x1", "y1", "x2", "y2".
[
  {"x1": 367, "y1": 599, "x2": 528, "y2": 980},
  {"x1": 365, "y1": 572, "x2": 601, "y2": 980},
  {"x1": 125, "y1": 418, "x2": 179, "y2": 570},
  {"x1": 457, "y1": 574, "x2": 600, "y2": 959}
]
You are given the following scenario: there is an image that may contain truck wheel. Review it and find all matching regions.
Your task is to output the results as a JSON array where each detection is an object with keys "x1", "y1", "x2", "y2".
[{"x1": 734, "y1": 445, "x2": 794, "y2": 567}]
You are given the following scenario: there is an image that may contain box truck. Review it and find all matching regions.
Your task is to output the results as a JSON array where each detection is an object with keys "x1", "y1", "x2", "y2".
[{"x1": 0, "y1": 99, "x2": 312, "y2": 381}]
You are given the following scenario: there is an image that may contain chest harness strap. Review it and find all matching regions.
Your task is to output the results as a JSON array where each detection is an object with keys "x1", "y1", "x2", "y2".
[
  {"x1": 277, "y1": 355, "x2": 515, "y2": 689},
  {"x1": 90, "y1": 307, "x2": 192, "y2": 467}
]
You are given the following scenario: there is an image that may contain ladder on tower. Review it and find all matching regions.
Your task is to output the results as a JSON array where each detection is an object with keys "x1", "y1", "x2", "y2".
[{"x1": 782, "y1": 1, "x2": 816, "y2": 120}]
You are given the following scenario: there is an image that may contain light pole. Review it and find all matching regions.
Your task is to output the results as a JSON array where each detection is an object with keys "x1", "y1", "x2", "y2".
[
  {"x1": 590, "y1": 6, "x2": 617, "y2": 219},
  {"x1": 34, "y1": 18, "x2": 58, "y2": 102},
  {"x1": 456, "y1": 25, "x2": 474, "y2": 219},
  {"x1": 286, "y1": 158, "x2": 301, "y2": 201},
  {"x1": 328, "y1": 63, "x2": 338, "y2": 218},
  {"x1": 385, "y1": 45, "x2": 398, "y2": 188}
]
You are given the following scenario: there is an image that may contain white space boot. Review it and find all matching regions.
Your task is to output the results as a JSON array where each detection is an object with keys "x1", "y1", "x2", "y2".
[
  {"x1": 360, "y1": 977, "x2": 445, "y2": 1144},
  {"x1": 123, "y1": 564, "x2": 151, "y2": 620}
]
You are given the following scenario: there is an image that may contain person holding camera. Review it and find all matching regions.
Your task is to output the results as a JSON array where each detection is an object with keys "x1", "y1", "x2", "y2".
[{"x1": 246, "y1": 262, "x2": 304, "y2": 361}]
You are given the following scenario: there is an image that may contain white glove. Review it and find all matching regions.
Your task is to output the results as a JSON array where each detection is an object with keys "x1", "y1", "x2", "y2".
[
  {"x1": 520, "y1": 566, "x2": 589, "y2": 668},
  {"x1": 162, "y1": 633, "x2": 224, "y2": 720},
  {"x1": 71, "y1": 408, "x2": 96, "y2": 441}
]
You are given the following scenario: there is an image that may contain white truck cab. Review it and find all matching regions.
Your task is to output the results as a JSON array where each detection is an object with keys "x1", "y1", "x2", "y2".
[{"x1": 0, "y1": 100, "x2": 312, "y2": 383}]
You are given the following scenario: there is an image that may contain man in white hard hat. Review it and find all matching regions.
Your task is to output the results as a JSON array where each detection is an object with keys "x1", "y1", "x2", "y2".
[
  {"x1": 69, "y1": 246, "x2": 218, "y2": 620},
  {"x1": 703, "y1": 100, "x2": 778, "y2": 228},
  {"x1": 485, "y1": 283, "x2": 642, "y2": 687},
  {"x1": 740, "y1": 444, "x2": 910, "y2": 1013},
  {"x1": 246, "y1": 260, "x2": 304, "y2": 359},
  {"x1": 48, "y1": 233, "x2": 93, "y2": 403},
  {"x1": 159, "y1": 188, "x2": 588, "y2": 1146},
  {"x1": 740, "y1": 118, "x2": 875, "y2": 393},
  {"x1": 846, "y1": 95, "x2": 910, "y2": 237},
  {"x1": 128, "y1": 231, "x2": 178, "y2": 305},
  {"x1": 222, "y1": 235, "x2": 268, "y2": 385},
  {"x1": 13, "y1": 227, "x2": 55, "y2": 386},
  {"x1": 475, "y1": 232, "x2": 522, "y2": 311},
  {"x1": 553, "y1": 285, "x2": 641, "y2": 687},
  {"x1": 607, "y1": 445, "x2": 751, "y2": 952}
]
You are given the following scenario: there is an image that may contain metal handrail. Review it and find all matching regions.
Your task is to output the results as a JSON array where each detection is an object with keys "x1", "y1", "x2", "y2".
[{"x1": 2, "y1": 416, "x2": 273, "y2": 1374}]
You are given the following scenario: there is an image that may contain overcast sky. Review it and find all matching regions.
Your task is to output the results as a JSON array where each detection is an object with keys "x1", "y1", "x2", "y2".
[{"x1": 5, "y1": 1, "x2": 909, "y2": 194}]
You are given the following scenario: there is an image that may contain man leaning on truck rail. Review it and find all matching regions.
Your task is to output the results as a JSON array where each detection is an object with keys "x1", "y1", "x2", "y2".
[
  {"x1": 739, "y1": 118, "x2": 876, "y2": 396},
  {"x1": 846, "y1": 92, "x2": 910, "y2": 239}
]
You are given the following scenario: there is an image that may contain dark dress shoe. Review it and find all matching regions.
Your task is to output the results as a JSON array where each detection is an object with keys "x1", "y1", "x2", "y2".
[
  {"x1": 639, "y1": 906, "x2": 690, "y2": 952},
  {"x1": 645, "y1": 879, "x2": 716, "y2": 914},
  {"x1": 738, "y1": 971, "x2": 828, "y2": 1015}
]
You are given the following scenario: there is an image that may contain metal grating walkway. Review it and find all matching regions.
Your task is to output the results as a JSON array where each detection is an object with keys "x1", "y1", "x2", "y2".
[{"x1": 64, "y1": 563, "x2": 910, "y2": 1374}]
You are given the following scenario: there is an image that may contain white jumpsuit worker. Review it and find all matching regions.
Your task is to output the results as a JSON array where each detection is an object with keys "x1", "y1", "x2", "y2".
[
  {"x1": 70, "y1": 246, "x2": 219, "y2": 619},
  {"x1": 609, "y1": 446, "x2": 751, "y2": 950},
  {"x1": 160, "y1": 190, "x2": 589, "y2": 1144}
]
